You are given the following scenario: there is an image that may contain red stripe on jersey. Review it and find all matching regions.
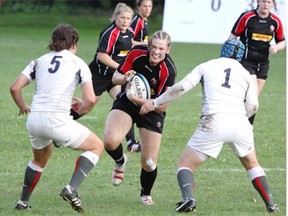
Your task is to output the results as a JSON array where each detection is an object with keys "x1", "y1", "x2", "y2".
[
  {"x1": 157, "y1": 62, "x2": 170, "y2": 95},
  {"x1": 233, "y1": 11, "x2": 256, "y2": 36},
  {"x1": 119, "y1": 48, "x2": 147, "y2": 73},
  {"x1": 270, "y1": 13, "x2": 285, "y2": 42},
  {"x1": 133, "y1": 18, "x2": 144, "y2": 38},
  {"x1": 107, "y1": 28, "x2": 120, "y2": 53}
]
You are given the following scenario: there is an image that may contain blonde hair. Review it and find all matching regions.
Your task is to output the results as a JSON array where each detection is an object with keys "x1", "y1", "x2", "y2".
[
  {"x1": 148, "y1": 30, "x2": 171, "y2": 48},
  {"x1": 111, "y1": 3, "x2": 134, "y2": 21}
]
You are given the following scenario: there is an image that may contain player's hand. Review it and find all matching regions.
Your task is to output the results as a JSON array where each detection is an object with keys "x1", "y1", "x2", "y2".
[
  {"x1": 71, "y1": 96, "x2": 83, "y2": 113},
  {"x1": 140, "y1": 99, "x2": 155, "y2": 115},
  {"x1": 19, "y1": 104, "x2": 30, "y2": 115},
  {"x1": 126, "y1": 82, "x2": 139, "y2": 103},
  {"x1": 269, "y1": 45, "x2": 278, "y2": 54},
  {"x1": 124, "y1": 70, "x2": 136, "y2": 83}
]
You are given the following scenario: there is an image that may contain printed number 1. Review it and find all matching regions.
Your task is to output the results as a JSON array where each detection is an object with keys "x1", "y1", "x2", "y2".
[
  {"x1": 48, "y1": 56, "x2": 62, "y2": 73},
  {"x1": 221, "y1": 68, "x2": 231, "y2": 88}
]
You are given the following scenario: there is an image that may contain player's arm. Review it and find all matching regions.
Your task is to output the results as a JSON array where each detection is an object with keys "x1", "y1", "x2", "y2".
[
  {"x1": 97, "y1": 52, "x2": 119, "y2": 69},
  {"x1": 73, "y1": 81, "x2": 96, "y2": 116},
  {"x1": 227, "y1": 33, "x2": 238, "y2": 40},
  {"x1": 245, "y1": 77, "x2": 259, "y2": 117},
  {"x1": 139, "y1": 76, "x2": 194, "y2": 115},
  {"x1": 153, "y1": 78, "x2": 194, "y2": 108},
  {"x1": 112, "y1": 70, "x2": 136, "y2": 85},
  {"x1": 10, "y1": 74, "x2": 31, "y2": 115},
  {"x1": 132, "y1": 40, "x2": 148, "y2": 46},
  {"x1": 269, "y1": 40, "x2": 286, "y2": 54}
]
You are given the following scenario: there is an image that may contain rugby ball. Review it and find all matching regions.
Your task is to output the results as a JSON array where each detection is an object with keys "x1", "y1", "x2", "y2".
[{"x1": 129, "y1": 73, "x2": 151, "y2": 99}]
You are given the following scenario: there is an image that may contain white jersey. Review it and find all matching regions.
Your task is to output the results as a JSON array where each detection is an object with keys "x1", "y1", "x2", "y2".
[
  {"x1": 184, "y1": 57, "x2": 257, "y2": 116},
  {"x1": 21, "y1": 50, "x2": 92, "y2": 113}
]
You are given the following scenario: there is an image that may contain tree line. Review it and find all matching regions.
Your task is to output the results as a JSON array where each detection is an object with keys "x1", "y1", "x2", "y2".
[{"x1": 2, "y1": 0, "x2": 164, "y2": 14}]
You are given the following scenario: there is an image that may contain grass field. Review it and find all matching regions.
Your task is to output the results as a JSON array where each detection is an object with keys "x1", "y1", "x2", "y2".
[{"x1": 0, "y1": 14, "x2": 286, "y2": 215}]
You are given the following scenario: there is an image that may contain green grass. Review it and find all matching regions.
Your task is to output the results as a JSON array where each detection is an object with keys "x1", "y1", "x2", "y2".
[{"x1": 0, "y1": 14, "x2": 286, "y2": 216}]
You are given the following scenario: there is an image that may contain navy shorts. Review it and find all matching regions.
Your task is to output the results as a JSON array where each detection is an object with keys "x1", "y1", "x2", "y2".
[
  {"x1": 241, "y1": 59, "x2": 270, "y2": 80},
  {"x1": 91, "y1": 71, "x2": 116, "y2": 96},
  {"x1": 112, "y1": 93, "x2": 166, "y2": 134}
]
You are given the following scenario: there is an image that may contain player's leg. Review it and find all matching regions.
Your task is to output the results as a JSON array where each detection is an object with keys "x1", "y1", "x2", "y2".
[
  {"x1": 15, "y1": 143, "x2": 53, "y2": 210},
  {"x1": 104, "y1": 109, "x2": 133, "y2": 186},
  {"x1": 64, "y1": 131, "x2": 103, "y2": 192},
  {"x1": 175, "y1": 146, "x2": 207, "y2": 212},
  {"x1": 138, "y1": 128, "x2": 161, "y2": 205},
  {"x1": 109, "y1": 85, "x2": 140, "y2": 152},
  {"x1": 239, "y1": 150, "x2": 279, "y2": 212},
  {"x1": 59, "y1": 121, "x2": 103, "y2": 213},
  {"x1": 126, "y1": 125, "x2": 141, "y2": 152}
]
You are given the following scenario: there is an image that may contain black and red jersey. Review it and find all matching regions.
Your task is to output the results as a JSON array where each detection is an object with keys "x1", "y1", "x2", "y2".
[
  {"x1": 118, "y1": 45, "x2": 177, "y2": 98},
  {"x1": 89, "y1": 21, "x2": 134, "y2": 76},
  {"x1": 231, "y1": 10, "x2": 285, "y2": 62},
  {"x1": 130, "y1": 14, "x2": 149, "y2": 42}
]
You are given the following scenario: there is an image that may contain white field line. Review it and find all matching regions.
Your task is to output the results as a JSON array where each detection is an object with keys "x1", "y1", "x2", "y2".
[
  {"x1": 12, "y1": 115, "x2": 99, "y2": 120},
  {"x1": 199, "y1": 167, "x2": 285, "y2": 172}
]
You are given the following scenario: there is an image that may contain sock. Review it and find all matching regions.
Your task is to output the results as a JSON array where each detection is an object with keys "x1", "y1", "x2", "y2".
[
  {"x1": 125, "y1": 125, "x2": 135, "y2": 145},
  {"x1": 20, "y1": 161, "x2": 43, "y2": 202},
  {"x1": 105, "y1": 144, "x2": 124, "y2": 164},
  {"x1": 177, "y1": 168, "x2": 194, "y2": 200},
  {"x1": 69, "y1": 151, "x2": 99, "y2": 190},
  {"x1": 248, "y1": 114, "x2": 256, "y2": 125},
  {"x1": 248, "y1": 167, "x2": 275, "y2": 207},
  {"x1": 140, "y1": 167, "x2": 157, "y2": 196}
]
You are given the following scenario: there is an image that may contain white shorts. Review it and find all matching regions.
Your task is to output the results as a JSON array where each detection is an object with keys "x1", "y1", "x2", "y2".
[
  {"x1": 187, "y1": 113, "x2": 254, "y2": 158},
  {"x1": 26, "y1": 112, "x2": 90, "y2": 150}
]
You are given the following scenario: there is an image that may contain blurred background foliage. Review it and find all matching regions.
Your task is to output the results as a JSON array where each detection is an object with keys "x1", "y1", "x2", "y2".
[{"x1": 0, "y1": 0, "x2": 164, "y2": 15}]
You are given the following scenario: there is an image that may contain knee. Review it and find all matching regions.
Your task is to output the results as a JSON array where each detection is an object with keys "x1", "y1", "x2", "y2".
[
  {"x1": 142, "y1": 158, "x2": 156, "y2": 171},
  {"x1": 103, "y1": 136, "x2": 119, "y2": 151}
]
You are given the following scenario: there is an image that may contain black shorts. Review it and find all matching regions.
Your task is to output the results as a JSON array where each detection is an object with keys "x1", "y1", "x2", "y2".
[
  {"x1": 241, "y1": 59, "x2": 270, "y2": 80},
  {"x1": 92, "y1": 72, "x2": 116, "y2": 96},
  {"x1": 112, "y1": 93, "x2": 166, "y2": 134}
]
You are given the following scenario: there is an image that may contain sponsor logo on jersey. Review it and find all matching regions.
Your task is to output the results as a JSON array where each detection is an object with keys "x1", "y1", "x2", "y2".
[
  {"x1": 252, "y1": 33, "x2": 272, "y2": 42},
  {"x1": 144, "y1": 36, "x2": 149, "y2": 42},
  {"x1": 269, "y1": 25, "x2": 275, "y2": 33},
  {"x1": 118, "y1": 50, "x2": 129, "y2": 57}
]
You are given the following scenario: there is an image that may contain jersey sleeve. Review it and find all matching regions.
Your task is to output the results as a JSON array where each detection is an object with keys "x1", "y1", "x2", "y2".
[
  {"x1": 183, "y1": 64, "x2": 203, "y2": 88},
  {"x1": 97, "y1": 26, "x2": 119, "y2": 54},
  {"x1": 245, "y1": 75, "x2": 259, "y2": 117},
  {"x1": 21, "y1": 60, "x2": 37, "y2": 82},
  {"x1": 117, "y1": 48, "x2": 138, "y2": 74},
  {"x1": 231, "y1": 11, "x2": 251, "y2": 36},
  {"x1": 271, "y1": 13, "x2": 286, "y2": 43},
  {"x1": 130, "y1": 15, "x2": 144, "y2": 39},
  {"x1": 77, "y1": 58, "x2": 92, "y2": 85}
]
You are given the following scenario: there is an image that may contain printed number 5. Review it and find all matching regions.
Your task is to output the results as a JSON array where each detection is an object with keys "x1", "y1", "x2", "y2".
[
  {"x1": 221, "y1": 68, "x2": 231, "y2": 88},
  {"x1": 48, "y1": 56, "x2": 62, "y2": 73}
]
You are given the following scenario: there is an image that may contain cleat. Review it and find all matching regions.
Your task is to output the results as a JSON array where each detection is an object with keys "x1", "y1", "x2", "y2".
[
  {"x1": 267, "y1": 204, "x2": 280, "y2": 213},
  {"x1": 112, "y1": 154, "x2": 128, "y2": 186},
  {"x1": 15, "y1": 200, "x2": 31, "y2": 210},
  {"x1": 140, "y1": 195, "x2": 155, "y2": 205},
  {"x1": 175, "y1": 197, "x2": 196, "y2": 213},
  {"x1": 60, "y1": 186, "x2": 84, "y2": 213},
  {"x1": 127, "y1": 141, "x2": 141, "y2": 152}
]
